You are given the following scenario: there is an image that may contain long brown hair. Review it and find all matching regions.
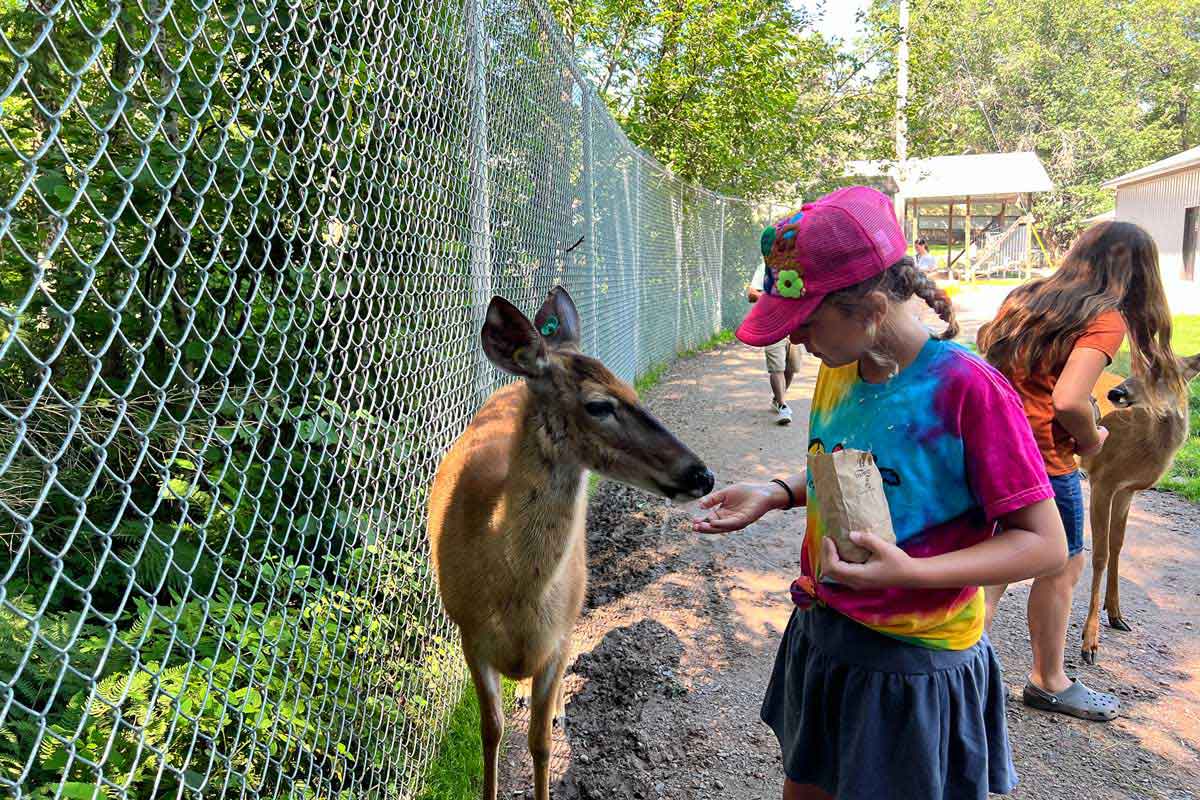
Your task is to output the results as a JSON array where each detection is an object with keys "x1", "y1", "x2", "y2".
[{"x1": 977, "y1": 221, "x2": 1183, "y2": 407}]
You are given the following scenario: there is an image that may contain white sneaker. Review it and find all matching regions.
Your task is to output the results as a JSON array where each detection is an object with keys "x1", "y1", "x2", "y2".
[{"x1": 772, "y1": 400, "x2": 793, "y2": 425}]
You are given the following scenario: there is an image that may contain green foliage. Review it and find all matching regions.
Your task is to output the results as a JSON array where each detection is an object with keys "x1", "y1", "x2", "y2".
[
  {"x1": 862, "y1": 0, "x2": 1200, "y2": 247},
  {"x1": 634, "y1": 362, "x2": 671, "y2": 396},
  {"x1": 547, "y1": 0, "x2": 881, "y2": 199},
  {"x1": 0, "y1": 0, "x2": 471, "y2": 796}
]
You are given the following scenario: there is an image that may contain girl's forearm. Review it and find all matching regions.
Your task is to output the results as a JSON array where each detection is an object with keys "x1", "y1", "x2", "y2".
[
  {"x1": 907, "y1": 527, "x2": 1066, "y2": 589},
  {"x1": 1054, "y1": 402, "x2": 1101, "y2": 451},
  {"x1": 770, "y1": 472, "x2": 809, "y2": 510}
]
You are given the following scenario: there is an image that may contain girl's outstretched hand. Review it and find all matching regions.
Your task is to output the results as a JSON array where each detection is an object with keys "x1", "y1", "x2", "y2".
[
  {"x1": 821, "y1": 531, "x2": 922, "y2": 589},
  {"x1": 692, "y1": 482, "x2": 782, "y2": 534}
]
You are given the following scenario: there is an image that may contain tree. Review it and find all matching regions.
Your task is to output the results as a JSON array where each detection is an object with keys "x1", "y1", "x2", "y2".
[
  {"x1": 548, "y1": 0, "x2": 887, "y2": 200},
  {"x1": 861, "y1": 0, "x2": 1200, "y2": 247}
]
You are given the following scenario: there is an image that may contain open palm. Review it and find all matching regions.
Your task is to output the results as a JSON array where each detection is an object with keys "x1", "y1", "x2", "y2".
[{"x1": 692, "y1": 482, "x2": 783, "y2": 533}]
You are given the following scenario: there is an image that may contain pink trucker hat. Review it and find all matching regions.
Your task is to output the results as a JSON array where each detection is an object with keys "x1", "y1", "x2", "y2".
[{"x1": 736, "y1": 186, "x2": 908, "y2": 347}]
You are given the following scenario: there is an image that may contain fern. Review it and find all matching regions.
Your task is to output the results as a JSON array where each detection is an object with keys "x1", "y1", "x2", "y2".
[
  {"x1": 118, "y1": 600, "x2": 157, "y2": 647},
  {"x1": 132, "y1": 538, "x2": 171, "y2": 596}
]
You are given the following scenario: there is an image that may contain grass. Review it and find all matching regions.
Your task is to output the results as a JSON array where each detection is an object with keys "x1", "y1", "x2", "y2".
[
  {"x1": 634, "y1": 329, "x2": 734, "y2": 396},
  {"x1": 415, "y1": 678, "x2": 516, "y2": 800},
  {"x1": 1109, "y1": 315, "x2": 1200, "y2": 503}
]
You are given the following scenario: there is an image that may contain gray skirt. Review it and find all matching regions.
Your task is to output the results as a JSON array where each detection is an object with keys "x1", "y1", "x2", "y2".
[{"x1": 761, "y1": 606, "x2": 1017, "y2": 799}]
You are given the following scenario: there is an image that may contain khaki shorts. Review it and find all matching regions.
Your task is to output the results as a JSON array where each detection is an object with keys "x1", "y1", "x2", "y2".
[{"x1": 764, "y1": 339, "x2": 801, "y2": 373}]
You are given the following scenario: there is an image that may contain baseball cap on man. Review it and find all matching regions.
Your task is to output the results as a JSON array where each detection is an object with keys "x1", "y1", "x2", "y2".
[{"x1": 736, "y1": 186, "x2": 908, "y2": 347}]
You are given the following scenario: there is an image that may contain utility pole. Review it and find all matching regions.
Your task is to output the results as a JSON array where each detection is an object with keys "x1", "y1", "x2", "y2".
[{"x1": 895, "y1": 0, "x2": 910, "y2": 228}]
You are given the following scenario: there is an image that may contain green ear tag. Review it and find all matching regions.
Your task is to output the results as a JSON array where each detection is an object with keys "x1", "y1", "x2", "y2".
[
  {"x1": 760, "y1": 226, "x2": 776, "y2": 257},
  {"x1": 540, "y1": 315, "x2": 559, "y2": 337}
]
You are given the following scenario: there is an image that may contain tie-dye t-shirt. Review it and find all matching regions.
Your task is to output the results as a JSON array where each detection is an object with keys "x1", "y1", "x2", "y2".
[{"x1": 794, "y1": 338, "x2": 1053, "y2": 651}]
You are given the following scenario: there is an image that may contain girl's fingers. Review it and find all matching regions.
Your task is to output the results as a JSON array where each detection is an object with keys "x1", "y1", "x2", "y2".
[
  {"x1": 693, "y1": 508, "x2": 750, "y2": 533},
  {"x1": 822, "y1": 538, "x2": 842, "y2": 573},
  {"x1": 847, "y1": 530, "x2": 885, "y2": 553},
  {"x1": 693, "y1": 501, "x2": 723, "y2": 524},
  {"x1": 697, "y1": 490, "x2": 726, "y2": 509}
]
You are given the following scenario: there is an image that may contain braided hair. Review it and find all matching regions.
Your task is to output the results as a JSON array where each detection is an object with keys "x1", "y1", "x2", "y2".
[{"x1": 827, "y1": 256, "x2": 960, "y2": 341}]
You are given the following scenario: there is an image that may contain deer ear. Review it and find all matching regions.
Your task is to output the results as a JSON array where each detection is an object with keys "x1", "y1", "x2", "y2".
[
  {"x1": 533, "y1": 286, "x2": 582, "y2": 350},
  {"x1": 481, "y1": 296, "x2": 548, "y2": 378},
  {"x1": 1184, "y1": 353, "x2": 1200, "y2": 380}
]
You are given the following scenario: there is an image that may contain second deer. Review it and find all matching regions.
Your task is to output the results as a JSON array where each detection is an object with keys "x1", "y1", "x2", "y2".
[
  {"x1": 428, "y1": 287, "x2": 714, "y2": 800},
  {"x1": 1081, "y1": 352, "x2": 1200, "y2": 664}
]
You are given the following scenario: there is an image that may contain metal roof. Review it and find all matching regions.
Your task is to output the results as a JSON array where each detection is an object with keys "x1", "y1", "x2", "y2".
[
  {"x1": 846, "y1": 151, "x2": 1054, "y2": 199},
  {"x1": 1100, "y1": 145, "x2": 1200, "y2": 189}
]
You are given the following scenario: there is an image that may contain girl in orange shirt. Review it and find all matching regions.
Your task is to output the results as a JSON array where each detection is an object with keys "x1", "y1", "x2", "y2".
[{"x1": 978, "y1": 221, "x2": 1184, "y2": 720}]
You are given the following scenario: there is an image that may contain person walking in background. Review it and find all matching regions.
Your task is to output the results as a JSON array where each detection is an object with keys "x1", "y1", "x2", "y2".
[
  {"x1": 749, "y1": 262, "x2": 801, "y2": 424},
  {"x1": 915, "y1": 238, "x2": 938, "y2": 272}
]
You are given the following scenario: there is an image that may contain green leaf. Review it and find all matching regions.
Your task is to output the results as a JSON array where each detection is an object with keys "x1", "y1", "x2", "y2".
[
  {"x1": 184, "y1": 340, "x2": 207, "y2": 361},
  {"x1": 159, "y1": 477, "x2": 197, "y2": 500},
  {"x1": 34, "y1": 170, "x2": 66, "y2": 197},
  {"x1": 57, "y1": 783, "x2": 106, "y2": 800}
]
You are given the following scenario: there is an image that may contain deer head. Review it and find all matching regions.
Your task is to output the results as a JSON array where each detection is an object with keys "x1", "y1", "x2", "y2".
[
  {"x1": 481, "y1": 286, "x2": 715, "y2": 501},
  {"x1": 1107, "y1": 353, "x2": 1200, "y2": 408}
]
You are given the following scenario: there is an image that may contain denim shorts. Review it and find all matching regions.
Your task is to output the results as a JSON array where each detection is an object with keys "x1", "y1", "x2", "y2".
[{"x1": 1049, "y1": 470, "x2": 1084, "y2": 557}]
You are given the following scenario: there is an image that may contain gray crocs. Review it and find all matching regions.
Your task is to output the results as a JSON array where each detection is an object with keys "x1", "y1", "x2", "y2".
[{"x1": 1022, "y1": 678, "x2": 1119, "y2": 721}]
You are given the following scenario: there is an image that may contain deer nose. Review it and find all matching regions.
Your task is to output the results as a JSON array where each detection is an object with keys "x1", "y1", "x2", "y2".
[
  {"x1": 682, "y1": 463, "x2": 715, "y2": 496},
  {"x1": 1107, "y1": 386, "x2": 1129, "y2": 405}
]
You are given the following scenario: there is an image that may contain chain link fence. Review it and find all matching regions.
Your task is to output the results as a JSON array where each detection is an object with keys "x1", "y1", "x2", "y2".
[{"x1": 0, "y1": 1, "x2": 780, "y2": 797}]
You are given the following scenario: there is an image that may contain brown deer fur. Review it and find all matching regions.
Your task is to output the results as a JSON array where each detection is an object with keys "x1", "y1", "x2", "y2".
[
  {"x1": 428, "y1": 287, "x2": 713, "y2": 799},
  {"x1": 1080, "y1": 353, "x2": 1200, "y2": 664}
]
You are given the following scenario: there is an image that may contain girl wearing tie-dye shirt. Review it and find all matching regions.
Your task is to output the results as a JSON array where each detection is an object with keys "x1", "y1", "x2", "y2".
[{"x1": 693, "y1": 187, "x2": 1066, "y2": 800}]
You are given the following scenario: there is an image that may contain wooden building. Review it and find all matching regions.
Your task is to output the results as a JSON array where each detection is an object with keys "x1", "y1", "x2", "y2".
[
  {"x1": 847, "y1": 152, "x2": 1054, "y2": 279},
  {"x1": 1101, "y1": 146, "x2": 1200, "y2": 312}
]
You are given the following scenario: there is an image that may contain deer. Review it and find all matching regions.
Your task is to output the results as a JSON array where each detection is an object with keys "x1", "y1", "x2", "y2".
[
  {"x1": 427, "y1": 286, "x2": 714, "y2": 800},
  {"x1": 1080, "y1": 352, "x2": 1200, "y2": 665}
]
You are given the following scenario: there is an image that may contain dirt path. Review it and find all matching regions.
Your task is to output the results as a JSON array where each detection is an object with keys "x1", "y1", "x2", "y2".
[{"x1": 498, "y1": 326, "x2": 1200, "y2": 799}]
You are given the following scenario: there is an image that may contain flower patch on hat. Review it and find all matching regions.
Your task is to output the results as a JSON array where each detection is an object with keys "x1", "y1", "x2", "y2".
[
  {"x1": 761, "y1": 210, "x2": 806, "y2": 298},
  {"x1": 776, "y1": 270, "x2": 805, "y2": 298}
]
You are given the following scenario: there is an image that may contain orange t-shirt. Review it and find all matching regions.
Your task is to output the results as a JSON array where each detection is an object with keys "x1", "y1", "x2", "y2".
[{"x1": 1006, "y1": 310, "x2": 1127, "y2": 476}]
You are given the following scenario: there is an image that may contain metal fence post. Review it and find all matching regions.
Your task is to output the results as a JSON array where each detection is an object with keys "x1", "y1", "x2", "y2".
[
  {"x1": 581, "y1": 94, "x2": 598, "y2": 356},
  {"x1": 633, "y1": 156, "x2": 643, "y2": 373},
  {"x1": 466, "y1": 0, "x2": 494, "y2": 407},
  {"x1": 674, "y1": 188, "x2": 683, "y2": 351},
  {"x1": 717, "y1": 199, "x2": 726, "y2": 336}
]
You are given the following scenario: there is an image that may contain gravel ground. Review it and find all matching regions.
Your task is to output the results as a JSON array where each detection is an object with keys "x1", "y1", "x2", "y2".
[{"x1": 496, "y1": 301, "x2": 1200, "y2": 799}]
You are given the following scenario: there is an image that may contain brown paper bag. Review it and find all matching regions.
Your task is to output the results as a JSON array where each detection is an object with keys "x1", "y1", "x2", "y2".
[{"x1": 807, "y1": 449, "x2": 896, "y2": 565}]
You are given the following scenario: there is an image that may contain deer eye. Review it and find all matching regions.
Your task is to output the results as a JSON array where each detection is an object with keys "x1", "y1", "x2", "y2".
[{"x1": 585, "y1": 400, "x2": 616, "y2": 418}]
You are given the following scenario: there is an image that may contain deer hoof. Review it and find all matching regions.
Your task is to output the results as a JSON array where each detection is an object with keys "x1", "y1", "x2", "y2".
[
  {"x1": 1108, "y1": 614, "x2": 1132, "y2": 632},
  {"x1": 1081, "y1": 648, "x2": 1098, "y2": 666}
]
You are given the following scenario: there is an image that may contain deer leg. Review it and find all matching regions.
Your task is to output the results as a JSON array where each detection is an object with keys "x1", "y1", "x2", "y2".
[
  {"x1": 464, "y1": 644, "x2": 503, "y2": 800},
  {"x1": 1104, "y1": 489, "x2": 1135, "y2": 632},
  {"x1": 1081, "y1": 484, "x2": 1113, "y2": 666},
  {"x1": 530, "y1": 642, "x2": 569, "y2": 800}
]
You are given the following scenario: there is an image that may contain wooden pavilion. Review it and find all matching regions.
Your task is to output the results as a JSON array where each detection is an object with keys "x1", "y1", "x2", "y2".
[{"x1": 847, "y1": 152, "x2": 1054, "y2": 279}]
